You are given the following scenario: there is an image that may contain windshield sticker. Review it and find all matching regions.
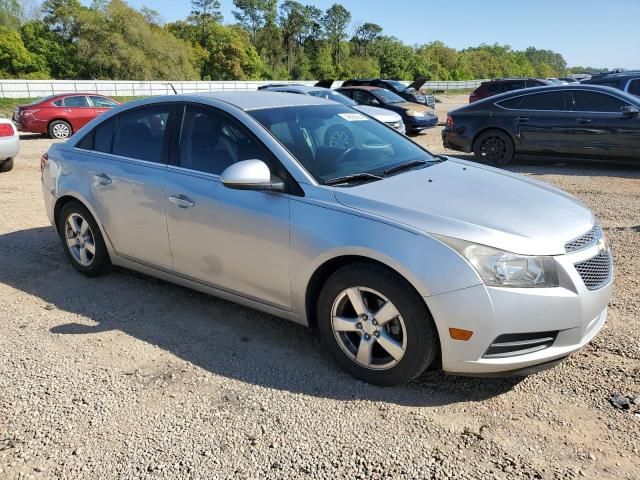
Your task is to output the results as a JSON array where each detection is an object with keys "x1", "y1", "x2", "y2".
[{"x1": 338, "y1": 113, "x2": 368, "y2": 122}]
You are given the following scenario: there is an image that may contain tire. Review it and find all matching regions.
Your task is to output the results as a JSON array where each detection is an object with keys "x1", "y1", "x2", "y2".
[
  {"x1": 0, "y1": 158, "x2": 13, "y2": 172},
  {"x1": 58, "y1": 201, "x2": 111, "y2": 277},
  {"x1": 473, "y1": 129, "x2": 514, "y2": 167},
  {"x1": 325, "y1": 125, "x2": 355, "y2": 150},
  {"x1": 317, "y1": 263, "x2": 439, "y2": 386},
  {"x1": 48, "y1": 120, "x2": 72, "y2": 139}
]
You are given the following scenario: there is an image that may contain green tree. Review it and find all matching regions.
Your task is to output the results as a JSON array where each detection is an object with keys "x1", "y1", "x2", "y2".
[
  {"x1": 0, "y1": 24, "x2": 46, "y2": 77},
  {"x1": 0, "y1": 0, "x2": 21, "y2": 29},
  {"x1": 20, "y1": 20, "x2": 77, "y2": 78},
  {"x1": 189, "y1": 0, "x2": 222, "y2": 46},
  {"x1": 351, "y1": 21, "x2": 381, "y2": 57},
  {"x1": 279, "y1": 0, "x2": 309, "y2": 76},
  {"x1": 232, "y1": 0, "x2": 270, "y2": 44},
  {"x1": 202, "y1": 23, "x2": 263, "y2": 80},
  {"x1": 321, "y1": 3, "x2": 350, "y2": 66}
]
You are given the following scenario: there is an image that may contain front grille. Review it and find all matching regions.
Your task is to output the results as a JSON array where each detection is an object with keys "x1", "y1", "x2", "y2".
[
  {"x1": 483, "y1": 331, "x2": 558, "y2": 358},
  {"x1": 565, "y1": 225, "x2": 600, "y2": 253},
  {"x1": 574, "y1": 250, "x2": 612, "y2": 290}
]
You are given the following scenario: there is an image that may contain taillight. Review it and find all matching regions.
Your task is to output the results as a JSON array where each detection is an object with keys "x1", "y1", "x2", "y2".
[
  {"x1": 40, "y1": 152, "x2": 48, "y2": 175},
  {"x1": 0, "y1": 123, "x2": 14, "y2": 137},
  {"x1": 446, "y1": 115, "x2": 454, "y2": 130}
]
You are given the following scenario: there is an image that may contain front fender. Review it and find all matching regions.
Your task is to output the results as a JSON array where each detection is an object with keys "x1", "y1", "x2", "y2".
[{"x1": 289, "y1": 198, "x2": 482, "y2": 323}]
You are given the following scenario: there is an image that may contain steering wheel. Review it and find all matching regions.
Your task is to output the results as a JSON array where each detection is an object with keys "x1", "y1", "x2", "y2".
[{"x1": 336, "y1": 147, "x2": 358, "y2": 164}]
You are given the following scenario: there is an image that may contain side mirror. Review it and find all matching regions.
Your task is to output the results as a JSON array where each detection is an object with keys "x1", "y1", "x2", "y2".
[
  {"x1": 220, "y1": 159, "x2": 285, "y2": 192},
  {"x1": 621, "y1": 105, "x2": 640, "y2": 116}
]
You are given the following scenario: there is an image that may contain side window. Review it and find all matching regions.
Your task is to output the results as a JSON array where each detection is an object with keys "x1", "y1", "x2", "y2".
[
  {"x1": 112, "y1": 105, "x2": 170, "y2": 162},
  {"x1": 52, "y1": 99, "x2": 63, "y2": 107},
  {"x1": 486, "y1": 83, "x2": 501, "y2": 93},
  {"x1": 516, "y1": 92, "x2": 566, "y2": 110},
  {"x1": 570, "y1": 91, "x2": 626, "y2": 112},
  {"x1": 63, "y1": 96, "x2": 90, "y2": 107},
  {"x1": 90, "y1": 96, "x2": 118, "y2": 108},
  {"x1": 497, "y1": 96, "x2": 524, "y2": 109},
  {"x1": 505, "y1": 81, "x2": 526, "y2": 92},
  {"x1": 338, "y1": 89, "x2": 353, "y2": 99},
  {"x1": 178, "y1": 104, "x2": 273, "y2": 175},
  {"x1": 352, "y1": 90, "x2": 376, "y2": 105},
  {"x1": 628, "y1": 79, "x2": 640, "y2": 96},
  {"x1": 94, "y1": 117, "x2": 116, "y2": 153}
]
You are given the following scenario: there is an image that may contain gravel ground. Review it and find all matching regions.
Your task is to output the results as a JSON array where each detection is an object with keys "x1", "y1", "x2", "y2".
[{"x1": 1, "y1": 95, "x2": 639, "y2": 479}]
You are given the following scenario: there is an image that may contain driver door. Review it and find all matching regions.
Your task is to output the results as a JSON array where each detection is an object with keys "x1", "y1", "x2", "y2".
[{"x1": 164, "y1": 104, "x2": 292, "y2": 309}]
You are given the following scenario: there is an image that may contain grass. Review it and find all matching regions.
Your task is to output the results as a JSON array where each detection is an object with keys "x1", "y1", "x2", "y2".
[{"x1": 0, "y1": 96, "x2": 145, "y2": 118}]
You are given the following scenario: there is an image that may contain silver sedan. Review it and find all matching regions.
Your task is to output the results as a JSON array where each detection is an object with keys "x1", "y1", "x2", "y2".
[
  {"x1": 41, "y1": 92, "x2": 613, "y2": 385},
  {"x1": 0, "y1": 117, "x2": 19, "y2": 172}
]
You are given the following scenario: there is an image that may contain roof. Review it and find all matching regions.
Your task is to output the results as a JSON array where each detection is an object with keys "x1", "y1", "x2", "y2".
[
  {"x1": 336, "y1": 86, "x2": 383, "y2": 91},
  {"x1": 191, "y1": 91, "x2": 334, "y2": 110},
  {"x1": 261, "y1": 85, "x2": 320, "y2": 94}
]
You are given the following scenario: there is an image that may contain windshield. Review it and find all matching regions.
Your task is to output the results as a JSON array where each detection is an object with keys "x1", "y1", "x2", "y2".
[
  {"x1": 385, "y1": 80, "x2": 408, "y2": 92},
  {"x1": 307, "y1": 89, "x2": 357, "y2": 107},
  {"x1": 249, "y1": 104, "x2": 434, "y2": 185},
  {"x1": 374, "y1": 89, "x2": 406, "y2": 104}
]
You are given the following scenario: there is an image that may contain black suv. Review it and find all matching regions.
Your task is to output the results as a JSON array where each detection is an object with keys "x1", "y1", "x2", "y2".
[
  {"x1": 340, "y1": 78, "x2": 435, "y2": 108},
  {"x1": 581, "y1": 71, "x2": 640, "y2": 97},
  {"x1": 469, "y1": 78, "x2": 551, "y2": 103}
]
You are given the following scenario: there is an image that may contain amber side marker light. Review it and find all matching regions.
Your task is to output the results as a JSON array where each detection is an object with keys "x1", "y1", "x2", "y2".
[{"x1": 449, "y1": 328, "x2": 474, "y2": 341}]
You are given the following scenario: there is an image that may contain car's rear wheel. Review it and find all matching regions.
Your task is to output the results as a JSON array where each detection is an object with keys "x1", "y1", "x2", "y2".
[
  {"x1": 317, "y1": 263, "x2": 438, "y2": 386},
  {"x1": 0, "y1": 158, "x2": 13, "y2": 172},
  {"x1": 58, "y1": 201, "x2": 111, "y2": 276},
  {"x1": 474, "y1": 129, "x2": 514, "y2": 166},
  {"x1": 49, "y1": 120, "x2": 72, "y2": 139}
]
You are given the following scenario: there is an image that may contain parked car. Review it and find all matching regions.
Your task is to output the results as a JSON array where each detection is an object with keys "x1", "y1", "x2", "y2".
[
  {"x1": 0, "y1": 116, "x2": 19, "y2": 172},
  {"x1": 341, "y1": 78, "x2": 436, "y2": 108},
  {"x1": 546, "y1": 78, "x2": 568, "y2": 85},
  {"x1": 337, "y1": 86, "x2": 437, "y2": 134},
  {"x1": 13, "y1": 94, "x2": 120, "y2": 139},
  {"x1": 581, "y1": 71, "x2": 640, "y2": 97},
  {"x1": 469, "y1": 78, "x2": 551, "y2": 103},
  {"x1": 259, "y1": 84, "x2": 405, "y2": 137},
  {"x1": 42, "y1": 92, "x2": 612, "y2": 385},
  {"x1": 443, "y1": 84, "x2": 640, "y2": 166},
  {"x1": 558, "y1": 77, "x2": 579, "y2": 84}
]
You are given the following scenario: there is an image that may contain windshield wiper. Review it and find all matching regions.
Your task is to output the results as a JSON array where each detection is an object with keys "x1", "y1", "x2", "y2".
[
  {"x1": 433, "y1": 154, "x2": 448, "y2": 162},
  {"x1": 383, "y1": 159, "x2": 428, "y2": 175},
  {"x1": 324, "y1": 172, "x2": 384, "y2": 186}
]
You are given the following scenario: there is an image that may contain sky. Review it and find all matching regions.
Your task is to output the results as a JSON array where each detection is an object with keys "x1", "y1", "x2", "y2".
[{"x1": 85, "y1": 0, "x2": 640, "y2": 69}]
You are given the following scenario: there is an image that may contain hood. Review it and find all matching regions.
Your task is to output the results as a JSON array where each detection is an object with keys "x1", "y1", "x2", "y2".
[
  {"x1": 354, "y1": 105, "x2": 402, "y2": 123},
  {"x1": 332, "y1": 158, "x2": 594, "y2": 255},
  {"x1": 394, "y1": 102, "x2": 436, "y2": 116},
  {"x1": 406, "y1": 78, "x2": 428, "y2": 91}
]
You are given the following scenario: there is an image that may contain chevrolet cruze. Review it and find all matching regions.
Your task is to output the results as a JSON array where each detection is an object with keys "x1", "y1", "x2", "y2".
[{"x1": 41, "y1": 93, "x2": 613, "y2": 386}]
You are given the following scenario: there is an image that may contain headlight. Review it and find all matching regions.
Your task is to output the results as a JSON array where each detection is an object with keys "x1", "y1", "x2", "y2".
[
  {"x1": 435, "y1": 236, "x2": 559, "y2": 288},
  {"x1": 405, "y1": 110, "x2": 426, "y2": 117}
]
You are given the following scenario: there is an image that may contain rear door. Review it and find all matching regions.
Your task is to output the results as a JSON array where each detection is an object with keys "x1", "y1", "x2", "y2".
[
  {"x1": 568, "y1": 90, "x2": 640, "y2": 161},
  {"x1": 62, "y1": 95, "x2": 96, "y2": 130},
  {"x1": 82, "y1": 103, "x2": 177, "y2": 269},
  {"x1": 498, "y1": 91, "x2": 575, "y2": 156}
]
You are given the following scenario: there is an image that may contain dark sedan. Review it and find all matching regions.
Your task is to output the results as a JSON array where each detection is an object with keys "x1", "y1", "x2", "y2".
[
  {"x1": 442, "y1": 85, "x2": 640, "y2": 166},
  {"x1": 337, "y1": 86, "x2": 438, "y2": 134}
]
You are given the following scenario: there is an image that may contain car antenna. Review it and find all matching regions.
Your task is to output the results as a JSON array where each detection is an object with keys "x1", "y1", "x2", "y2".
[{"x1": 165, "y1": 83, "x2": 178, "y2": 94}]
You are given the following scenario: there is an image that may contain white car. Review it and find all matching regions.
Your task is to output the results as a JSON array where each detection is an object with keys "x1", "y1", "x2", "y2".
[{"x1": 0, "y1": 117, "x2": 19, "y2": 172}]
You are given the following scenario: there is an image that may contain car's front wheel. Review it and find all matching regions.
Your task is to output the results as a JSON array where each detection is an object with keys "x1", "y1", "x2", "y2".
[
  {"x1": 317, "y1": 263, "x2": 438, "y2": 386},
  {"x1": 48, "y1": 120, "x2": 72, "y2": 139},
  {"x1": 58, "y1": 201, "x2": 111, "y2": 276}
]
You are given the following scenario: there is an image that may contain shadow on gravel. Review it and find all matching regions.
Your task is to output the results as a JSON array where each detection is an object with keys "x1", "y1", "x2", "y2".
[
  {"x1": 445, "y1": 153, "x2": 640, "y2": 180},
  {"x1": 0, "y1": 226, "x2": 522, "y2": 406}
]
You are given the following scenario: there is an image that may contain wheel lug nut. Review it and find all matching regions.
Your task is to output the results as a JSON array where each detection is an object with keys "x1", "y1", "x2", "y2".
[
  {"x1": 356, "y1": 322, "x2": 362, "y2": 329},
  {"x1": 374, "y1": 331, "x2": 380, "y2": 338},
  {"x1": 364, "y1": 334, "x2": 371, "y2": 340},
  {"x1": 361, "y1": 314, "x2": 368, "y2": 321},
  {"x1": 372, "y1": 319, "x2": 378, "y2": 326}
]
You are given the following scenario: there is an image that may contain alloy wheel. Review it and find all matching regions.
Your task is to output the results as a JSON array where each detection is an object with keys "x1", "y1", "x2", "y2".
[
  {"x1": 52, "y1": 123, "x2": 71, "y2": 139},
  {"x1": 64, "y1": 213, "x2": 96, "y2": 267},
  {"x1": 479, "y1": 135, "x2": 508, "y2": 163},
  {"x1": 331, "y1": 286, "x2": 407, "y2": 370}
]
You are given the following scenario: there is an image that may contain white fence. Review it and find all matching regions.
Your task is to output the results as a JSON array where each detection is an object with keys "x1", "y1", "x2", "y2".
[{"x1": 0, "y1": 79, "x2": 487, "y2": 99}]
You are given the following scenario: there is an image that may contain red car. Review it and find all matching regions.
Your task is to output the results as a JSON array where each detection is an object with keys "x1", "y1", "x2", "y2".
[{"x1": 13, "y1": 94, "x2": 119, "y2": 139}]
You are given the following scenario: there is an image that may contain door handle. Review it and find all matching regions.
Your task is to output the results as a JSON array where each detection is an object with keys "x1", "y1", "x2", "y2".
[
  {"x1": 92, "y1": 173, "x2": 112, "y2": 186},
  {"x1": 576, "y1": 118, "x2": 592, "y2": 124},
  {"x1": 169, "y1": 194, "x2": 194, "y2": 208},
  {"x1": 517, "y1": 117, "x2": 529, "y2": 123}
]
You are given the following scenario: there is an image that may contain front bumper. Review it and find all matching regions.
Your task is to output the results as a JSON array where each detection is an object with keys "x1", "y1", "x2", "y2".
[
  {"x1": 406, "y1": 115, "x2": 438, "y2": 131},
  {"x1": 426, "y1": 242, "x2": 613, "y2": 375}
]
